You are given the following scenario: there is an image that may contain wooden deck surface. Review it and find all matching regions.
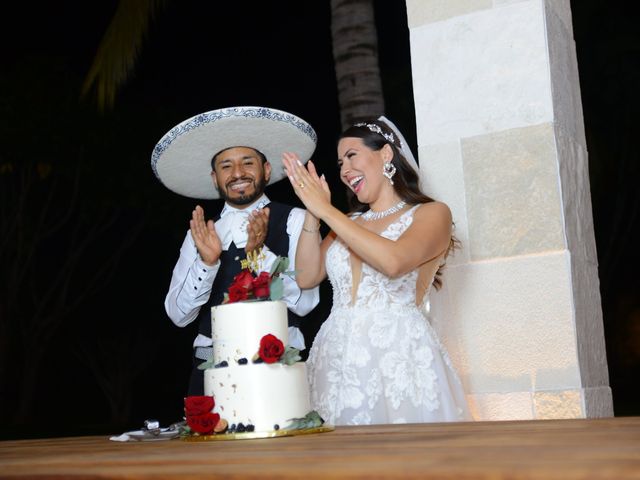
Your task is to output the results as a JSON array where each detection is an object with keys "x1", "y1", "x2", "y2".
[{"x1": 1, "y1": 417, "x2": 639, "y2": 479}]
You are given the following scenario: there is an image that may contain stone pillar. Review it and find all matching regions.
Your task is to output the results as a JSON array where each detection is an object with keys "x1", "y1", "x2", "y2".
[{"x1": 405, "y1": 0, "x2": 612, "y2": 420}]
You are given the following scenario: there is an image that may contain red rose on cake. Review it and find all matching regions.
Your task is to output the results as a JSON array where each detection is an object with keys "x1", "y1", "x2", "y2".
[
  {"x1": 186, "y1": 412, "x2": 221, "y2": 435},
  {"x1": 258, "y1": 334, "x2": 285, "y2": 363},
  {"x1": 228, "y1": 283, "x2": 249, "y2": 303},
  {"x1": 233, "y1": 270, "x2": 254, "y2": 290},
  {"x1": 223, "y1": 254, "x2": 292, "y2": 304},
  {"x1": 226, "y1": 269, "x2": 261, "y2": 303},
  {"x1": 252, "y1": 271, "x2": 271, "y2": 299},
  {"x1": 184, "y1": 395, "x2": 226, "y2": 435},
  {"x1": 184, "y1": 395, "x2": 215, "y2": 416}
]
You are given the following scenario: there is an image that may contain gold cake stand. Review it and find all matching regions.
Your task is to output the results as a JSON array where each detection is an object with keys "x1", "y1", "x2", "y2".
[{"x1": 182, "y1": 425, "x2": 334, "y2": 442}]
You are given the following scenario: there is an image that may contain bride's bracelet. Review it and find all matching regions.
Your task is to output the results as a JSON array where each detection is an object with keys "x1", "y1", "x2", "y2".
[{"x1": 302, "y1": 223, "x2": 320, "y2": 234}]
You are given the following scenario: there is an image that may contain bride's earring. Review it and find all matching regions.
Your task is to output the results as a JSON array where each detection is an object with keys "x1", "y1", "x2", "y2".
[{"x1": 382, "y1": 161, "x2": 396, "y2": 185}]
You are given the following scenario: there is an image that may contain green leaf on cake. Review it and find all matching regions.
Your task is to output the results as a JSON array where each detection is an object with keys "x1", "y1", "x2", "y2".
[
  {"x1": 279, "y1": 346, "x2": 301, "y2": 365},
  {"x1": 269, "y1": 256, "x2": 290, "y2": 276},
  {"x1": 269, "y1": 276, "x2": 284, "y2": 301},
  {"x1": 197, "y1": 360, "x2": 215, "y2": 370},
  {"x1": 284, "y1": 410, "x2": 324, "y2": 430}
]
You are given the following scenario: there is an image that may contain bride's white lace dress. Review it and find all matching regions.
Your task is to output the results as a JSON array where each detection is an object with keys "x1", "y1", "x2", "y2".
[{"x1": 307, "y1": 206, "x2": 471, "y2": 425}]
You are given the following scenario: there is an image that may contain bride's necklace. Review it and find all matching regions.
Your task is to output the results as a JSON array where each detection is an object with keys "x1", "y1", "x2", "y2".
[{"x1": 361, "y1": 200, "x2": 407, "y2": 221}]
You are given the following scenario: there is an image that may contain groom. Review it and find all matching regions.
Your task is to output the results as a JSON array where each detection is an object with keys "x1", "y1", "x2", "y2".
[{"x1": 152, "y1": 106, "x2": 320, "y2": 395}]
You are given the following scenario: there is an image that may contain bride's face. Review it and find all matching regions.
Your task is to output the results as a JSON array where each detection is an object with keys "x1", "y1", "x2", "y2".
[{"x1": 337, "y1": 137, "x2": 391, "y2": 204}]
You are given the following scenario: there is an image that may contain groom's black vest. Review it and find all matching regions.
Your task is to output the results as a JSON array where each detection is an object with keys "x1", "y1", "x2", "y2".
[{"x1": 196, "y1": 202, "x2": 303, "y2": 338}]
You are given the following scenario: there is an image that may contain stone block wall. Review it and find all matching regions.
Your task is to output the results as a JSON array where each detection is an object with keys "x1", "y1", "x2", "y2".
[{"x1": 405, "y1": 0, "x2": 612, "y2": 420}]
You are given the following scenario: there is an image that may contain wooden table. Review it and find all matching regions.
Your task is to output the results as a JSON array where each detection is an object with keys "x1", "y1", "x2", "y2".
[{"x1": 1, "y1": 417, "x2": 639, "y2": 479}]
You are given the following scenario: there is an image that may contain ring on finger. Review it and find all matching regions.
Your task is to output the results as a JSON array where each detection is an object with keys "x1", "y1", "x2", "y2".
[{"x1": 299, "y1": 182, "x2": 305, "y2": 189}]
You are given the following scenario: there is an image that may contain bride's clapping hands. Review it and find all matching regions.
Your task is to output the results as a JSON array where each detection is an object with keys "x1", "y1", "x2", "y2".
[{"x1": 283, "y1": 152, "x2": 331, "y2": 219}]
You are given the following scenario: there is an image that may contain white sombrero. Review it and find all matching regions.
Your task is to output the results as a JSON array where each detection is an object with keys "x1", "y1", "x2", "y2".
[{"x1": 151, "y1": 106, "x2": 317, "y2": 199}]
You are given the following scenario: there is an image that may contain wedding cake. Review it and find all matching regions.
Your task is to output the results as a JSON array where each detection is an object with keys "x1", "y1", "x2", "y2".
[{"x1": 203, "y1": 300, "x2": 313, "y2": 433}]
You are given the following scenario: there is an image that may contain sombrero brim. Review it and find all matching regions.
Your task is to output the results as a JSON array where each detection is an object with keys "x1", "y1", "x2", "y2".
[{"x1": 151, "y1": 106, "x2": 317, "y2": 199}]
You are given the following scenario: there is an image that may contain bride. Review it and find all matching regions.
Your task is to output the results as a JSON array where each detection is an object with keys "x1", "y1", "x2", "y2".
[{"x1": 282, "y1": 117, "x2": 471, "y2": 425}]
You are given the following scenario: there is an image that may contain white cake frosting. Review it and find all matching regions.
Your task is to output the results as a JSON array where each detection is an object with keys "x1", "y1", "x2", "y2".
[
  {"x1": 210, "y1": 301, "x2": 289, "y2": 364},
  {"x1": 204, "y1": 300, "x2": 312, "y2": 432}
]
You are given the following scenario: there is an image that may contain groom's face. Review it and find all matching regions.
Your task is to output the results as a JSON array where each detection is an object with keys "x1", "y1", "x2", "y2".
[{"x1": 211, "y1": 146, "x2": 271, "y2": 207}]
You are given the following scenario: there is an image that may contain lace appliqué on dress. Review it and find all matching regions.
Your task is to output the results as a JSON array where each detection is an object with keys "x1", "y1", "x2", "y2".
[{"x1": 307, "y1": 205, "x2": 471, "y2": 425}]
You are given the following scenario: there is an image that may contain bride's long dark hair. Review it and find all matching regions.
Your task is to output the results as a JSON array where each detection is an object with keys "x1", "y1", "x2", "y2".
[{"x1": 338, "y1": 120, "x2": 459, "y2": 289}]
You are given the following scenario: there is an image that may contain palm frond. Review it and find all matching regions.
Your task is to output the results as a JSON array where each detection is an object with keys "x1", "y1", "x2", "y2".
[{"x1": 82, "y1": 0, "x2": 167, "y2": 111}]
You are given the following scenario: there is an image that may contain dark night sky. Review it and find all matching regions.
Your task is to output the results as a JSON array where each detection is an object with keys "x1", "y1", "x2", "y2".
[{"x1": 1, "y1": 1, "x2": 638, "y2": 439}]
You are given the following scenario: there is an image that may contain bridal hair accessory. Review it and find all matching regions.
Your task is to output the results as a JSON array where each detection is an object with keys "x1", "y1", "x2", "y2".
[
  {"x1": 361, "y1": 200, "x2": 407, "y2": 221},
  {"x1": 354, "y1": 122, "x2": 395, "y2": 144},
  {"x1": 382, "y1": 161, "x2": 396, "y2": 185},
  {"x1": 375, "y1": 116, "x2": 421, "y2": 179}
]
